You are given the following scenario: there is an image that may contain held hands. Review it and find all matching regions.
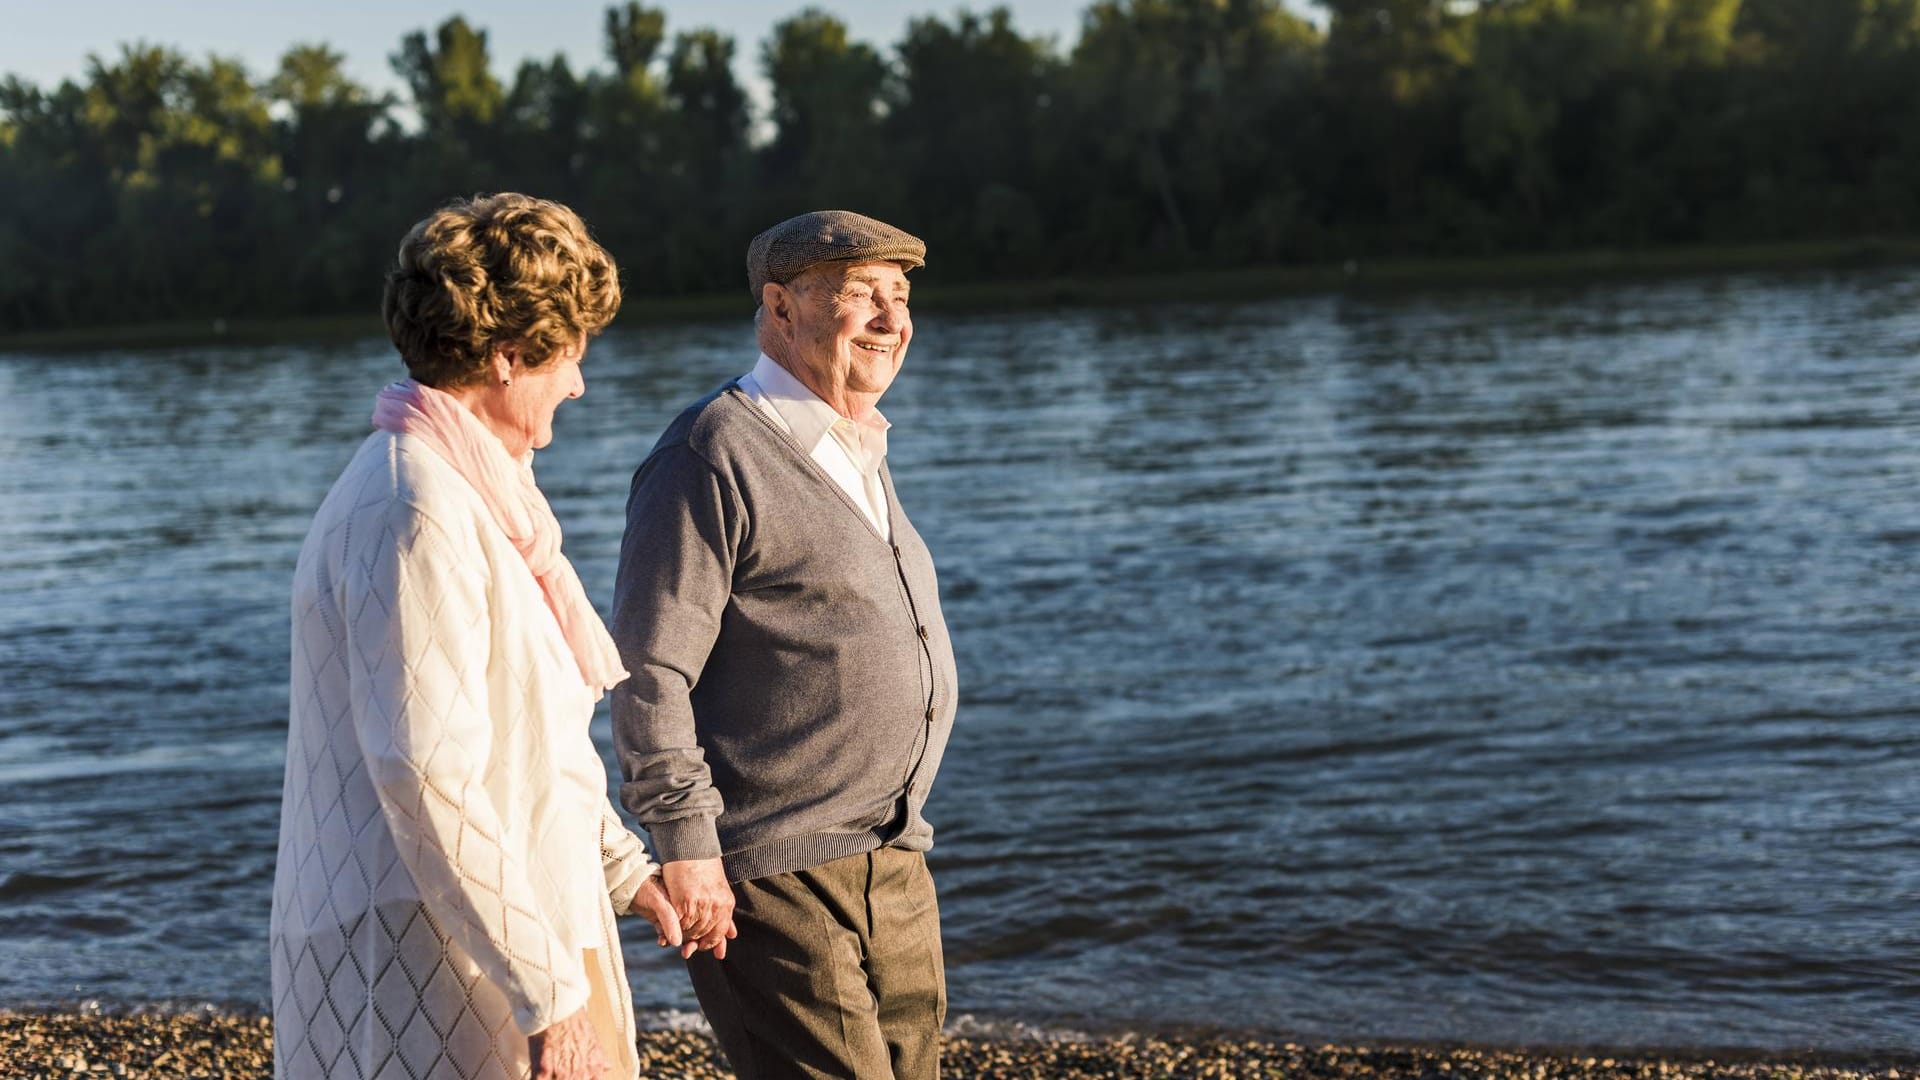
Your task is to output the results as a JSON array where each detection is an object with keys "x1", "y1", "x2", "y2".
[
  {"x1": 662, "y1": 858, "x2": 738, "y2": 960},
  {"x1": 529, "y1": 1008, "x2": 609, "y2": 1080},
  {"x1": 627, "y1": 875, "x2": 684, "y2": 952},
  {"x1": 626, "y1": 863, "x2": 736, "y2": 958}
]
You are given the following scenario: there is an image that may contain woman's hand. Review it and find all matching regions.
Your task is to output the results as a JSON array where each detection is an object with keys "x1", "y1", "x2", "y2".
[
  {"x1": 629, "y1": 874, "x2": 686, "y2": 952},
  {"x1": 528, "y1": 1008, "x2": 609, "y2": 1080}
]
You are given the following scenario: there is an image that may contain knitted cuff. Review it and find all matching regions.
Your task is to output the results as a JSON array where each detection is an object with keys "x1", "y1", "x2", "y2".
[{"x1": 646, "y1": 815, "x2": 724, "y2": 863}]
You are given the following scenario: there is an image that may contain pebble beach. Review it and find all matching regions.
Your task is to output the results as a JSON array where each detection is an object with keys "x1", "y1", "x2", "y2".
[{"x1": 2, "y1": 1011, "x2": 1909, "y2": 1080}]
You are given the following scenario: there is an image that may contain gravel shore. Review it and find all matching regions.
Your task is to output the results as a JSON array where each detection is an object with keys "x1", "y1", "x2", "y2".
[{"x1": 1, "y1": 1010, "x2": 1907, "y2": 1079}]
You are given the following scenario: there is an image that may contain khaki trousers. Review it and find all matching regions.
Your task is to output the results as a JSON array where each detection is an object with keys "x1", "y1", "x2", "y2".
[{"x1": 686, "y1": 847, "x2": 946, "y2": 1080}]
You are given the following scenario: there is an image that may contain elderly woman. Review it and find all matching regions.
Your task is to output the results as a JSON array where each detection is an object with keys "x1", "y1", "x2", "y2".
[{"x1": 269, "y1": 193, "x2": 679, "y2": 1080}]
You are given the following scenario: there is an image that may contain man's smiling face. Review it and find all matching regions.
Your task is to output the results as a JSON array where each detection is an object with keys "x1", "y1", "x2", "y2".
[{"x1": 787, "y1": 259, "x2": 913, "y2": 411}]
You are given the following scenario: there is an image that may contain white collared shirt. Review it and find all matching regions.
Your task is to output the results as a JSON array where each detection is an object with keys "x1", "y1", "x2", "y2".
[{"x1": 739, "y1": 353, "x2": 892, "y2": 538}]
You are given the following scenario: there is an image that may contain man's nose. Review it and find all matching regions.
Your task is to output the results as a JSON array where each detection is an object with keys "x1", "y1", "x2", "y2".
[{"x1": 869, "y1": 305, "x2": 900, "y2": 332}]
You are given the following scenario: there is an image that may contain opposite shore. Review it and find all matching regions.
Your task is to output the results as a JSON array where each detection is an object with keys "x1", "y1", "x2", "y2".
[
  {"x1": 3, "y1": 1010, "x2": 1915, "y2": 1080},
  {"x1": 4, "y1": 236, "x2": 1917, "y2": 354}
]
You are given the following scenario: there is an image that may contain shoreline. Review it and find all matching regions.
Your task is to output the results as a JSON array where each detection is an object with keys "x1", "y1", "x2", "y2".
[
  {"x1": 3, "y1": 235, "x2": 1917, "y2": 353},
  {"x1": 4, "y1": 1009, "x2": 1914, "y2": 1080}
]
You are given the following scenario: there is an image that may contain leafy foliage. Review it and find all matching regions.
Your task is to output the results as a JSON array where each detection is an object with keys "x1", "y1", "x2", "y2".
[{"x1": 1, "y1": 0, "x2": 1915, "y2": 332}]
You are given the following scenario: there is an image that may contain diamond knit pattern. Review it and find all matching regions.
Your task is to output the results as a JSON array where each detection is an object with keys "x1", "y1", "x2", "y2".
[{"x1": 271, "y1": 434, "x2": 652, "y2": 1080}]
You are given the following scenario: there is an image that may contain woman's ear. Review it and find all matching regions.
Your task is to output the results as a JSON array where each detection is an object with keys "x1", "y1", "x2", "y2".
[{"x1": 489, "y1": 343, "x2": 520, "y2": 385}]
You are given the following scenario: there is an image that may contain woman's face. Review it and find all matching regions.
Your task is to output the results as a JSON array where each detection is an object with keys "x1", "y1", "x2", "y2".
[{"x1": 476, "y1": 336, "x2": 587, "y2": 457}]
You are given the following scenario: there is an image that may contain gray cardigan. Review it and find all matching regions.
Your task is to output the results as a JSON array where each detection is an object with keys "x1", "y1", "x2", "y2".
[{"x1": 610, "y1": 383, "x2": 959, "y2": 883}]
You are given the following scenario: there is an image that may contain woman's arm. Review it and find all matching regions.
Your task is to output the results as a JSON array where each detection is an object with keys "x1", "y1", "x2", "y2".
[
  {"x1": 599, "y1": 802, "x2": 656, "y2": 915},
  {"x1": 600, "y1": 803, "x2": 689, "y2": 952}
]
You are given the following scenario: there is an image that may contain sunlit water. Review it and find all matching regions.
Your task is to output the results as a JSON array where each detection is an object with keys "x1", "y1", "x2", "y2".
[{"x1": 3, "y1": 268, "x2": 1919, "y2": 1054}]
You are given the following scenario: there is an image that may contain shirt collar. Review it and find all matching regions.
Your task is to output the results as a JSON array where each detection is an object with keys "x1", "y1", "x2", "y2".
[{"x1": 747, "y1": 353, "x2": 891, "y2": 458}]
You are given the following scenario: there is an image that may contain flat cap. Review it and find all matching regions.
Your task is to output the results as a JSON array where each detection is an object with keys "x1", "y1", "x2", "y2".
[{"x1": 747, "y1": 210, "x2": 926, "y2": 298}]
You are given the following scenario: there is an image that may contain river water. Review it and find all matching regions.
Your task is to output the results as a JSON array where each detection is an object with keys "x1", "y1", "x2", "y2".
[{"x1": 2, "y1": 268, "x2": 1918, "y2": 1054}]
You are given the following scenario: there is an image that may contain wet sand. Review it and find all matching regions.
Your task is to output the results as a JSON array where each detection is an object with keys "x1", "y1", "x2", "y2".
[{"x1": 1, "y1": 1010, "x2": 1908, "y2": 1079}]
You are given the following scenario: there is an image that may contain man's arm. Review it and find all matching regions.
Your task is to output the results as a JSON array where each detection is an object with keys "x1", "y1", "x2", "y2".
[{"x1": 609, "y1": 442, "x2": 741, "y2": 947}]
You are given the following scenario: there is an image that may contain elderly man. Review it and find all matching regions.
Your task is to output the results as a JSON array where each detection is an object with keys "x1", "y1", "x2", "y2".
[{"x1": 610, "y1": 210, "x2": 958, "y2": 1080}]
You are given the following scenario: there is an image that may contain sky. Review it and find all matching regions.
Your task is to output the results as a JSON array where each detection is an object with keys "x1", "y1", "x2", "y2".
[{"x1": 0, "y1": 1, "x2": 1109, "y2": 109}]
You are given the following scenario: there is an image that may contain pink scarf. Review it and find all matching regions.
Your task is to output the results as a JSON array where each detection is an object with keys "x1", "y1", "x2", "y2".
[{"x1": 372, "y1": 379, "x2": 628, "y2": 697}]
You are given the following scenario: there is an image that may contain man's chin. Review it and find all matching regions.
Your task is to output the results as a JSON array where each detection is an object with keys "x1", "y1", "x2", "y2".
[{"x1": 852, "y1": 360, "x2": 905, "y2": 396}]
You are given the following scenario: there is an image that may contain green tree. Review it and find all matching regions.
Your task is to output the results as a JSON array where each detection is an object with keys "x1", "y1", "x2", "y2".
[
  {"x1": 33, "y1": 46, "x2": 288, "y2": 321},
  {"x1": 268, "y1": 44, "x2": 388, "y2": 194},
  {"x1": 575, "y1": 4, "x2": 678, "y2": 292},
  {"x1": 1459, "y1": 0, "x2": 1602, "y2": 231},
  {"x1": 597, "y1": 1, "x2": 670, "y2": 135},
  {"x1": 1744, "y1": 0, "x2": 1920, "y2": 55},
  {"x1": 388, "y1": 17, "x2": 508, "y2": 217},
  {"x1": 889, "y1": 9, "x2": 1058, "y2": 273},
  {"x1": 267, "y1": 45, "x2": 398, "y2": 310},
  {"x1": 392, "y1": 17, "x2": 505, "y2": 134},
  {"x1": 272, "y1": 43, "x2": 368, "y2": 108},
  {"x1": 1320, "y1": 0, "x2": 1471, "y2": 103},
  {"x1": 761, "y1": 8, "x2": 892, "y2": 208},
  {"x1": 1056, "y1": 0, "x2": 1322, "y2": 264},
  {"x1": 4, "y1": 0, "x2": 1920, "y2": 336},
  {"x1": 606, "y1": 1, "x2": 669, "y2": 83},
  {"x1": 79, "y1": 43, "x2": 190, "y2": 185},
  {"x1": 1313, "y1": 0, "x2": 1481, "y2": 249},
  {"x1": 1729, "y1": 0, "x2": 1920, "y2": 234},
  {"x1": 667, "y1": 28, "x2": 749, "y2": 174},
  {"x1": 505, "y1": 55, "x2": 589, "y2": 169},
  {"x1": 0, "y1": 76, "x2": 106, "y2": 327}
]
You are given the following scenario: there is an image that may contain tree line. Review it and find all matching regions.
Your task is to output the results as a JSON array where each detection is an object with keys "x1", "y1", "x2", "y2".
[{"x1": 1, "y1": 0, "x2": 1917, "y2": 333}]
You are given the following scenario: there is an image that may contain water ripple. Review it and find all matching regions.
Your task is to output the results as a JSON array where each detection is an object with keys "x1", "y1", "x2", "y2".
[{"x1": 3, "y1": 270, "x2": 1920, "y2": 1050}]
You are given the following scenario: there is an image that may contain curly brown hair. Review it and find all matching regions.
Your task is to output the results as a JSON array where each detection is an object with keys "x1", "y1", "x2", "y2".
[{"x1": 382, "y1": 193, "x2": 622, "y2": 388}]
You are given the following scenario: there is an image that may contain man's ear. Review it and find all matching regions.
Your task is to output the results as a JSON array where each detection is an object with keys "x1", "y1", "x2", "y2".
[{"x1": 761, "y1": 282, "x2": 794, "y2": 328}]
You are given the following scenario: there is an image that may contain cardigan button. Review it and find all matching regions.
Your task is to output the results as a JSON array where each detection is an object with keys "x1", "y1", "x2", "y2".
[
  {"x1": 925, "y1": 706, "x2": 936, "y2": 723},
  {"x1": 916, "y1": 625, "x2": 929, "y2": 640}
]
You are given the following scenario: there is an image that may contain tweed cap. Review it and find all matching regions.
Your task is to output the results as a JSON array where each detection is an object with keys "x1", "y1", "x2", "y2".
[{"x1": 747, "y1": 210, "x2": 926, "y2": 298}]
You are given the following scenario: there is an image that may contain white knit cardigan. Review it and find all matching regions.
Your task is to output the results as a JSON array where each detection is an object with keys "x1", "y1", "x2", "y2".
[{"x1": 270, "y1": 432, "x2": 656, "y2": 1080}]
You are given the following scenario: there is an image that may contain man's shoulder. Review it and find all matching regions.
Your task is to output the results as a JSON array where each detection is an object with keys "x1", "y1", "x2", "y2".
[{"x1": 645, "y1": 380, "x2": 775, "y2": 468}]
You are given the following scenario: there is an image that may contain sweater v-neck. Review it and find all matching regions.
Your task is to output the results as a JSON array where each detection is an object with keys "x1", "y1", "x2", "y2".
[{"x1": 722, "y1": 382, "x2": 899, "y2": 547}]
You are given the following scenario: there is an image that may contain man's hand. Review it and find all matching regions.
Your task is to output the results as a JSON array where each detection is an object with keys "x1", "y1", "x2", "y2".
[
  {"x1": 695, "y1": 915, "x2": 738, "y2": 959},
  {"x1": 528, "y1": 1007, "x2": 609, "y2": 1080},
  {"x1": 662, "y1": 858, "x2": 737, "y2": 960},
  {"x1": 629, "y1": 874, "x2": 685, "y2": 951}
]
